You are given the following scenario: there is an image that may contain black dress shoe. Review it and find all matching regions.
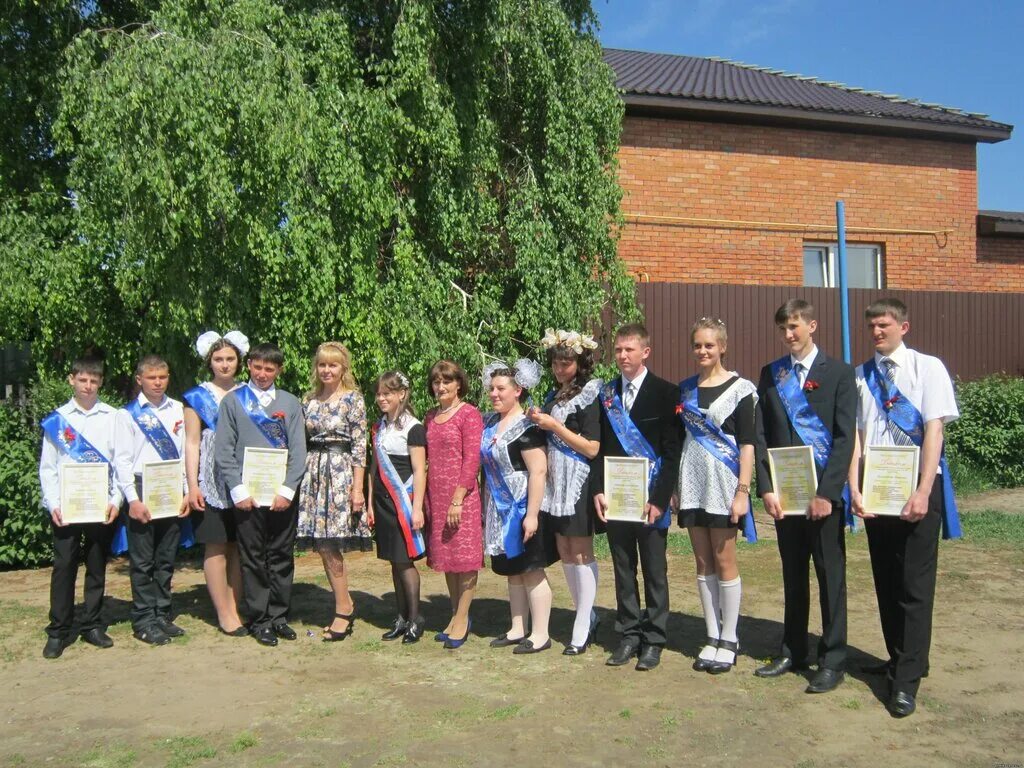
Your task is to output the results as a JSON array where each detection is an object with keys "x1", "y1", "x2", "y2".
[
  {"x1": 81, "y1": 628, "x2": 114, "y2": 649},
  {"x1": 252, "y1": 627, "x2": 278, "y2": 646},
  {"x1": 806, "y1": 667, "x2": 845, "y2": 693},
  {"x1": 219, "y1": 625, "x2": 249, "y2": 637},
  {"x1": 402, "y1": 618, "x2": 425, "y2": 644},
  {"x1": 512, "y1": 638, "x2": 551, "y2": 655},
  {"x1": 42, "y1": 637, "x2": 65, "y2": 659},
  {"x1": 272, "y1": 623, "x2": 297, "y2": 641},
  {"x1": 155, "y1": 617, "x2": 185, "y2": 638},
  {"x1": 489, "y1": 633, "x2": 526, "y2": 648},
  {"x1": 635, "y1": 645, "x2": 662, "y2": 671},
  {"x1": 607, "y1": 639, "x2": 641, "y2": 666},
  {"x1": 693, "y1": 637, "x2": 721, "y2": 672},
  {"x1": 133, "y1": 626, "x2": 172, "y2": 646},
  {"x1": 563, "y1": 642, "x2": 587, "y2": 656},
  {"x1": 707, "y1": 639, "x2": 738, "y2": 675},
  {"x1": 887, "y1": 690, "x2": 916, "y2": 718},
  {"x1": 382, "y1": 618, "x2": 408, "y2": 641},
  {"x1": 754, "y1": 656, "x2": 806, "y2": 678}
]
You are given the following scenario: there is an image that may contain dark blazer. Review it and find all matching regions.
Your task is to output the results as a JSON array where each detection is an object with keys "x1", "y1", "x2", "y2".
[
  {"x1": 754, "y1": 350, "x2": 856, "y2": 504},
  {"x1": 592, "y1": 371, "x2": 682, "y2": 511}
]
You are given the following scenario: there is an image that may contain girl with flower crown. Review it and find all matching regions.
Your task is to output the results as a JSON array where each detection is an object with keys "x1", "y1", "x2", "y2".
[
  {"x1": 367, "y1": 371, "x2": 428, "y2": 644},
  {"x1": 297, "y1": 342, "x2": 369, "y2": 641},
  {"x1": 480, "y1": 358, "x2": 557, "y2": 654},
  {"x1": 183, "y1": 331, "x2": 248, "y2": 636},
  {"x1": 528, "y1": 329, "x2": 603, "y2": 655}
]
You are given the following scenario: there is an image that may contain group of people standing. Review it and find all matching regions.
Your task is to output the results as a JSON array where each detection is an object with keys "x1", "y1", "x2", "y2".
[{"x1": 38, "y1": 296, "x2": 958, "y2": 718}]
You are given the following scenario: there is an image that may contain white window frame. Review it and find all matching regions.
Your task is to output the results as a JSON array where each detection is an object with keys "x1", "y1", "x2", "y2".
[{"x1": 803, "y1": 242, "x2": 884, "y2": 289}]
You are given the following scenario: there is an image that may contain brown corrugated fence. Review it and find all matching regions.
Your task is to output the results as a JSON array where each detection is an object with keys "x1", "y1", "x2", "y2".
[{"x1": 634, "y1": 284, "x2": 1024, "y2": 384}]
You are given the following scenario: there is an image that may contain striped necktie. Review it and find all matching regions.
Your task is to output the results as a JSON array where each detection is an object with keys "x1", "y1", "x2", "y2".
[
  {"x1": 882, "y1": 358, "x2": 915, "y2": 446},
  {"x1": 623, "y1": 381, "x2": 636, "y2": 413}
]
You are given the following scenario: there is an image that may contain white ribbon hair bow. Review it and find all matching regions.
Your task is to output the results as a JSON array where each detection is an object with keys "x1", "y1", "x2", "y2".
[{"x1": 195, "y1": 330, "x2": 251, "y2": 359}]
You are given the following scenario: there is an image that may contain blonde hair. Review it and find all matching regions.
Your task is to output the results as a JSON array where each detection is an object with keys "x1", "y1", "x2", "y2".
[
  {"x1": 306, "y1": 341, "x2": 359, "y2": 401},
  {"x1": 690, "y1": 317, "x2": 728, "y2": 351}
]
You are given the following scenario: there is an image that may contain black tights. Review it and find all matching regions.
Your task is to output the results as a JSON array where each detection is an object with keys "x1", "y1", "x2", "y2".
[{"x1": 391, "y1": 563, "x2": 420, "y2": 622}]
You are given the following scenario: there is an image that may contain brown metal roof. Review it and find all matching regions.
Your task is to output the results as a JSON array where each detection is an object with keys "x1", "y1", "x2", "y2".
[{"x1": 603, "y1": 48, "x2": 1012, "y2": 143}]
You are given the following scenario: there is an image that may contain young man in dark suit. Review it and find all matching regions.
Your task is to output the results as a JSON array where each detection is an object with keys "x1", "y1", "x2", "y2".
[
  {"x1": 754, "y1": 299, "x2": 856, "y2": 693},
  {"x1": 215, "y1": 343, "x2": 307, "y2": 646},
  {"x1": 593, "y1": 323, "x2": 682, "y2": 671}
]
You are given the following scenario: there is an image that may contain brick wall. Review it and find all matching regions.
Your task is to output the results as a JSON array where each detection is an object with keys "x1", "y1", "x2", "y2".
[{"x1": 616, "y1": 115, "x2": 1024, "y2": 292}]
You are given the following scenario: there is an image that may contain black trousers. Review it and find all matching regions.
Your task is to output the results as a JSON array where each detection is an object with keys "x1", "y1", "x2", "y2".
[
  {"x1": 606, "y1": 521, "x2": 669, "y2": 647},
  {"x1": 774, "y1": 502, "x2": 848, "y2": 669},
  {"x1": 233, "y1": 504, "x2": 298, "y2": 631},
  {"x1": 865, "y1": 478, "x2": 942, "y2": 697},
  {"x1": 127, "y1": 515, "x2": 181, "y2": 631},
  {"x1": 47, "y1": 520, "x2": 115, "y2": 640}
]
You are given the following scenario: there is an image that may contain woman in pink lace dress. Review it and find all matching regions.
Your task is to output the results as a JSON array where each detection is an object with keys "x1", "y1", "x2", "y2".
[{"x1": 424, "y1": 360, "x2": 483, "y2": 649}]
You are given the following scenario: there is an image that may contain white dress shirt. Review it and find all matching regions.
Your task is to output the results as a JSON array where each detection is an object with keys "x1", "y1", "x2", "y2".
[
  {"x1": 113, "y1": 393, "x2": 186, "y2": 504},
  {"x1": 248, "y1": 381, "x2": 276, "y2": 407},
  {"x1": 790, "y1": 344, "x2": 819, "y2": 387},
  {"x1": 855, "y1": 344, "x2": 959, "y2": 470},
  {"x1": 621, "y1": 366, "x2": 649, "y2": 412},
  {"x1": 38, "y1": 399, "x2": 121, "y2": 514}
]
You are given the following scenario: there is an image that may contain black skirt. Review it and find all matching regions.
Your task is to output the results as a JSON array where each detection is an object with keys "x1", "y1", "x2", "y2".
[
  {"x1": 372, "y1": 453, "x2": 425, "y2": 565},
  {"x1": 191, "y1": 505, "x2": 238, "y2": 545},
  {"x1": 678, "y1": 508, "x2": 741, "y2": 530},
  {"x1": 490, "y1": 513, "x2": 558, "y2": 576},
  {"x1": 543, "y1": 506, "x2": 597, "y2": 538}
]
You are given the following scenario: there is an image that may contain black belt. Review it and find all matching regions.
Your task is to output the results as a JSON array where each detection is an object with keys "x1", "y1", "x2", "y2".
[{"x1": 308, "y1": 441, "x2": 352, "y2": 454}]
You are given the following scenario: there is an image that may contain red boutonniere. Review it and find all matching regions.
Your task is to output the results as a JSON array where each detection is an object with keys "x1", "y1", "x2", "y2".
[
  {"x1": 272, "y1": 411, "x2": 286, "y2": 421},
  {"x1": 803, "y1": 380, "x2": 820, "y2": 392},
  {"x1": 173, "y1": 419, "x2": 184, "y2": 435},
  {"x1": 674, "y1": 404, "x2": 683, "y2": 415},
  {"x1": 603, "y1": 398, "x2": 614, "y2": 409},
  {"x1": 63, "y1": 427, "x2": 76, "y2": 442},
  {"x1": 883, "y1": 394, "x2": 899, "y2": 410}
]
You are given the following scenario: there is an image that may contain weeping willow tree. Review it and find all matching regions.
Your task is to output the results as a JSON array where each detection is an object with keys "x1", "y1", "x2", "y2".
[{"x1": 41, "y1": 0, "x2": 634, "y2": 397}]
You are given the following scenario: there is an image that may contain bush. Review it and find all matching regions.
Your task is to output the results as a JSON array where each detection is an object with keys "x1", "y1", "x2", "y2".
[
  {"x1": 0, "y1": 376, "x2": 72, "y2": 569},
  {"x1": 946, "y1": 375, "x2": 1024, "y2": 489}
]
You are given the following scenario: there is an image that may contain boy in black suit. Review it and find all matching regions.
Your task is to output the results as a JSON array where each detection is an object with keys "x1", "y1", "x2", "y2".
[
  {"x1": 593, "y1": 323, "x2": 681, "y2": 671},
  {"x1": 754, "y1": 299, "x2": 856, "y2": 693}
]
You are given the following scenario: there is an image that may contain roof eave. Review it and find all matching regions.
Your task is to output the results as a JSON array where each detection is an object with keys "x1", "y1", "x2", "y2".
[
  {"x1": 621, "y1": 93, "x2": 1013, "y2": 144},
  {"x1": 977, "y1": 214, "x2": 1024, "y2": 237}
]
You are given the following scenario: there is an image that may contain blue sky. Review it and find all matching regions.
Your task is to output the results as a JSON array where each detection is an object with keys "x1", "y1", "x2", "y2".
[{"x1": 594, "y1": 0, "x2": 1022, "y2": 211}]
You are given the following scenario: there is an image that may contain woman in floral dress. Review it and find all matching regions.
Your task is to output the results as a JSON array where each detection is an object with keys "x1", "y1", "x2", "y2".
[{"x1": 297, "y1": 342, "x2": 369, "y2": 641}]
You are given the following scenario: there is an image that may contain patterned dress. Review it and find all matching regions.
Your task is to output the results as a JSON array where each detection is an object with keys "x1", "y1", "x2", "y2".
[
  {"x1": 296, "y1": 392, "x2": 372, "y2": 551},
  {"x1": 424, "y1": 404, "x2": 484, "y2": 573}
]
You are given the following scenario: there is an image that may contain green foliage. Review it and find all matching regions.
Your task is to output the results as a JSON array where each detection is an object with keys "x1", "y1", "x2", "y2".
[
  {"x1": 946, "y1": 376, "x2": 1024, "y2": 488},
  {"x1": 0, "y1": 376, "x2": 70, "y2": 568}
]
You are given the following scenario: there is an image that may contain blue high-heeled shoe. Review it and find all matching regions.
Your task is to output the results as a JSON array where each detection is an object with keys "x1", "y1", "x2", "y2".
[
  {"x1": 433, "y1": 631, "x2": 449, "y2": 643},
  {"x1": 443, "y1": 619, "x2": 472, "y2": 650}
]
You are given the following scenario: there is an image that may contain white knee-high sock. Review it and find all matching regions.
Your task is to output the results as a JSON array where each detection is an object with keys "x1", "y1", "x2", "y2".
[
  {"x1": 697, "y1": 574, "x2": 721, "y2": 640},
  {"x1": 508, "y1": 583, "x2": 529, "y2": 639},
  {"x1": 571, "y1": 561, "x2": 598, "y2": 647},
  {"x1": 561, "y1": 562, "x2": 579, "y2": 609},
  {"x1": 718, "y1": 576, "x2": 741, "y2": 644}
]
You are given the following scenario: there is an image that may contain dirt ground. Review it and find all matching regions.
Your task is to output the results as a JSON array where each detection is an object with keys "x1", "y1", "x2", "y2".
[{"x1": 1, "y1": 508, "x2": 1022, "y2": 768}]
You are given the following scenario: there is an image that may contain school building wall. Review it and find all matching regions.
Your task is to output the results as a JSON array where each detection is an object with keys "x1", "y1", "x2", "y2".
[{"x1": 616, "y1": 115, "x2": 1024, "y2": 292}]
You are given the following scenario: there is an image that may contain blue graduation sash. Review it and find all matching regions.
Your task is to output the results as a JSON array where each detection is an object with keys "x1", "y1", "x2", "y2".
[
  {"x1": 183, "y1": 385, "x2": 221, "y2": 431},
  {"x1": 768, "y1": 357, "x2": 854, "y2": 528},
  {"x1": 373, "y1": 419, "x2": 426, "y2": 559},
  {"x1": 600, "y1": 380, "x2": 669, "y2": 529},
  {"x1": 480, "y1": 414, "x2": 529, "y2": 559},
  {"x1": 542, "y1": 390, "x2": 588, "y2": 465},
  {"x1": 124, "y1": 400, "x2": 193, "y2": 548},
  {"x1": 862, "y1": 359, "x2": 961, "y2": 539},
  {"x1": 233, "y1": 387, "x2": 288, "y2": 449},
  {"x1": 678, "y1": 376, "x2": 757, "y2": 543}
]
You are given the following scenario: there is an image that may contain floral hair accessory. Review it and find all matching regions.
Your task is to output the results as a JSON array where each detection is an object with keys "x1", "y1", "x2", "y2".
[
  {"x1": 481, "y1": 358, "x2": 543, "y2": 390},
  {"x1": 195, "y1": 330, "x2": 250, "y2": 359},
  {"x1": 395, "y1": 371, "x2": 410, "y2": 388},
  {"x1": 539, "y1": 328, "x2": 598, "y2": 355}
]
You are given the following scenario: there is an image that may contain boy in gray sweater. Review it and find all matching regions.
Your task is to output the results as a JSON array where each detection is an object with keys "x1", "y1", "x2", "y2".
[{"x1": 215, "y1": 343, "x2": 307, "y2": 646}]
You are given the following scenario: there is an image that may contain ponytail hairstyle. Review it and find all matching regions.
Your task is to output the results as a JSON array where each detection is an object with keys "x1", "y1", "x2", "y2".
[{"x1": 375, "y1": 370, "x2": 416, "y2": 426}]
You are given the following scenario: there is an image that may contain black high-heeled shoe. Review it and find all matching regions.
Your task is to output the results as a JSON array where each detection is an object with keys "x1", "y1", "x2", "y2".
[
  {"x1": 692, "y1": 637, "x2": 720, "y2": 672},
  {"x1": 402, "y1": 617, "x2": 425, "y2": 644},
  {"x1": 707, "y1": 639, "x2": 738, "y2": 674},
  {"x1": 323, "y1": 612, "x2": 356, "y2": 642}
]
